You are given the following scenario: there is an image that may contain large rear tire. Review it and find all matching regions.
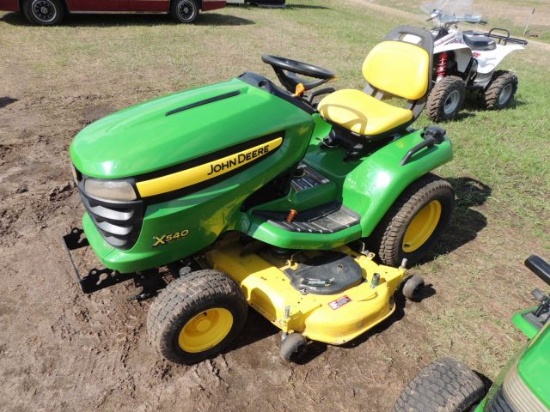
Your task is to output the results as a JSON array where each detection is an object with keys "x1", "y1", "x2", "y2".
[
  {"x1": 369, "y1": 174, "x2": 455, "y2": 267},
  {"x1": 426, "y1": 76, "x2": 466, "y2": 122},
  {"x1": 481, "y1": 70, "x2": 518, "y2": 110},
  {"x1": 147, "y1": 269, "x2": 248, "y2": 365},
  {"x1": 394, "y1": 357, "x2": 486, "y2": 412}
]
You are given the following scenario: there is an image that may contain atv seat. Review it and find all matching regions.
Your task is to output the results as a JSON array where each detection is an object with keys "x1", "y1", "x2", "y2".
[
  {"x1": 318, "y1": 26, "x2": 434, "y2": 156},
  {"x1": 463, "y1": 31, "x2": 496, "y2": 51}
]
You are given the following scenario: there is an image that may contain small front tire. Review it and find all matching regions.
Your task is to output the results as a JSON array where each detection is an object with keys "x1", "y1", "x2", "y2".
[
  {"x1": 481, "y1": 70, "x2": 518, "y2": 110},
  {"x1": 171, "y1": 0, "x2": 200, "y2": 24},
  {"x1": 394, "y1": 357, "x2": 486, "y2": 412},
  {"x1": 427, "y1": 76, "x2": 466, "y2": 122},
  {"x1": 147, "y1": 269, "x2": 248, "y2": 365},
  {"x1": 23, "y1": 0, "x2": 64, "y2": 25}
]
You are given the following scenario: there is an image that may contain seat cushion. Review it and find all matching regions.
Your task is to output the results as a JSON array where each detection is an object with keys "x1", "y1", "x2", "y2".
[{"x1": 318, "y1": 89, "x2": 414, "y2": 136}]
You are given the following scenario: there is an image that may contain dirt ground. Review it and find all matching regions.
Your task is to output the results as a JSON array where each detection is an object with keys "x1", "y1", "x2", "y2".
[{"x1": 0, "y1": 1, "x2": 549, "y2": 412}]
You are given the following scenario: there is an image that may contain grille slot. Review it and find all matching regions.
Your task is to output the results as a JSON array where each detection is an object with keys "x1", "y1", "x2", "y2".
[
  {"x1": 78, "y1": 187, "x2": 144, "y2": 250},
  {"x1": 486, "y1": 387, "x2": 516, "y2": 412}
]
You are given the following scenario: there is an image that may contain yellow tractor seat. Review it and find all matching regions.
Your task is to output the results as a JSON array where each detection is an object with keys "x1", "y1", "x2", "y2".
[
  {"x1": 318, "y1": 88, "x2": 414, "y2": 136},
  {"x1": 318, "y1": 26, "x2": 434, "y2": 153}
]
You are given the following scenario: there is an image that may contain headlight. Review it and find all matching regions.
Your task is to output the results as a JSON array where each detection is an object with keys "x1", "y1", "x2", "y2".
[{"x1": 83, "y1": 178, "x2": 137, "y2": 201}]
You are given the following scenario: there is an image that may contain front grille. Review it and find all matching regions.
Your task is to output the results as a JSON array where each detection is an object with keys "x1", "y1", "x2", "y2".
[
  {"x1": 485, "y1": 387, "x2": 516, "y2": 412},
  {"x1": 78, "y1": 187, "x2": 144, "y2": 250}
]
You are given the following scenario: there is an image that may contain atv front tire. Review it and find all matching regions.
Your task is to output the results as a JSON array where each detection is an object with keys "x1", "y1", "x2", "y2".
[
  {"x1": 147, "y1": 270, "x2": 248, "y2": 365},
  {"x1": 481, "y1": 70, "x2": 518, "y2": 110},
  {"x1": 370, "y1": 173, "x2": 455, "y2": 267},
  {"x1": 426, "y1": 76, "x2": 466, "y2": 122},
  {"x1": 394, "y1": 357, "x2": 486, "y2": 412}
]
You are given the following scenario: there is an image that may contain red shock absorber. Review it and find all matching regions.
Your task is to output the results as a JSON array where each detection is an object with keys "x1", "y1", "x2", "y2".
[{"x1": 436, "y1": 52, "x2": 448, "y2": 80}]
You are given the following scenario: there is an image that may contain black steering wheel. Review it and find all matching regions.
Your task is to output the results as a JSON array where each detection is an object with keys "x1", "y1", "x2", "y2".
[{"x1": 261, "y1": 54, "x2": 335, "y2": 95}]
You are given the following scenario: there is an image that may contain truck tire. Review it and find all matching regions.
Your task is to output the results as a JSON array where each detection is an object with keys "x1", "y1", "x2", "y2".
[
  {"x1": 23, "y1": 0, "x2": 65, "y2": 25},
  {"x1": 394, "y1": 357, "x2": 486, "y2": 412},
  {"x1": 171, "y1": 0, "x2": 199, "y2": 24},
  {"x1": 481, "y1": 70, "x2": 518, "y2": 110},
  {"x1": 427, "y1": 76, "x2": 466, "y2": 122},
  {"x1": 369, "y1": 173, "x2": 455, "y2": 267},
  {"x1": 147, "y1": 269, "x2": 248, "y2": 365}
]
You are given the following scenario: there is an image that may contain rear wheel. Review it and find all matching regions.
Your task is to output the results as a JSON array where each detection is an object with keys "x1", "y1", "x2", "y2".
[
  {"x1": 369, "y1": 174, "x2": 455, "y2": 267},
  {"x1": 481, "y1": 70, "x2": 518, "y2": 110},
  {"x1": 147, "y1": 269, "x2": 248, "y2": 365},
  {"x1": 171, "y1": 0, "x2": 199, "y2": 24},
  {"x1": 394, "y1": 357, "x2": 486, "y2": 412},
  {"x1": 427, "y1": 76, "x2": 466, "y2": 122},
  {"x1": 23, "y1": 0, "x2": 64, "y2": 25}
]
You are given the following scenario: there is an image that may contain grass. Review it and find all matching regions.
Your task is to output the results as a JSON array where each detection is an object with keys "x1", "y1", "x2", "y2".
[{"x1": 0, "y1": 0, "x2": 548, "y2": 389}]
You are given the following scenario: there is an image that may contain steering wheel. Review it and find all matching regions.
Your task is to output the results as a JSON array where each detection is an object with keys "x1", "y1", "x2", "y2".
[{"x1": 261, "y1": 54, "x2": 335, "y2": 95}]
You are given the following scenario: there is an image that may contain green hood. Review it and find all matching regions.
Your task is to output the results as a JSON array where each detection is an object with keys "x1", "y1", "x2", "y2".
[{"x1": 70, "y1": 77, "x2": 310, "y2": 179}]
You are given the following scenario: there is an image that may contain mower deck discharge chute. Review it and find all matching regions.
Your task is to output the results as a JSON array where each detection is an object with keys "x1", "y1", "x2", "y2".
[{"x1": 65, "y1": 26, "x2": 455, "y2": 364}]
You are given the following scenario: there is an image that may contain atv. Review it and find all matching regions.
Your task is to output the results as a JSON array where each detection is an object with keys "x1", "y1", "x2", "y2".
[
  {"x1": 423, "y1": 1, "x2": 527, "y2": 121},
  {"x1": 394, "y1": 255, "x2": 550, "y2": 412},
  {"x1": 64, "y1": 26, "x2": 455, "y2": 364}
]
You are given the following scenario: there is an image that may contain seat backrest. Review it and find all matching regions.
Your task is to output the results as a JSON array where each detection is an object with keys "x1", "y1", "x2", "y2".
[
  {"x1": 362, "y1": 26, "x2": 434, "y2": 109},
  {"x1": 362, "y1": 40, "x2": 430, "y2": 100}
]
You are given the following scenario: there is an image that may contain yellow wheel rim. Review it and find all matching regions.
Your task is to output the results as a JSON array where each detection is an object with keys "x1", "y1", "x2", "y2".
[
  {"x1": 178, "y1": 308, "x2": 233, "y2": 353},
  {"x1": 402, "y1": 200, "x2": 442, "y2": 253}
]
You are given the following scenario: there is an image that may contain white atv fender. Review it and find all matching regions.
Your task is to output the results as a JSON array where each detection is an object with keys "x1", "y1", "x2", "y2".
[
  {"x1": 433, "y1": 43, "x2": 472, "y2": 73},
  {"x1": 474, "y1": 43, "x2": 525, "y2": 74}
]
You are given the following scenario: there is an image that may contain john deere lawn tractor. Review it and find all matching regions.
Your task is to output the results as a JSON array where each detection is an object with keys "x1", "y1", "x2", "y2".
[
  {"x1": 394, "y1": 255, "x2": 550, "y2": 412},
  {"x1": 65, "y1": 26, "x2": 455, "y2": 364}
]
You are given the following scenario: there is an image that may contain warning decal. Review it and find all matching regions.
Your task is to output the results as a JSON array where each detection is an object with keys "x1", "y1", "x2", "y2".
[{"x1": 328, "y1": 295, "x2": 351, "y2": 310}]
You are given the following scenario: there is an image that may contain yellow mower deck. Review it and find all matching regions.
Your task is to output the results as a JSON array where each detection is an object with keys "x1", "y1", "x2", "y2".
[{"x1": 206, "y1": 243, "x2": 406, "y2": 345}]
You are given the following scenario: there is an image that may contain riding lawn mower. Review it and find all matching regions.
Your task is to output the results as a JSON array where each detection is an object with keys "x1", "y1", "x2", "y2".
[{"x1": 64, "y1": 26, "x2": 455, "y2": 364}]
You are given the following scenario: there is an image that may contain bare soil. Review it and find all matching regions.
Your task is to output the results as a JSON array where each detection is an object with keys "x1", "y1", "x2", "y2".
[{"x1": 0, "y1": 1, "x2": 548, "y2": 412}]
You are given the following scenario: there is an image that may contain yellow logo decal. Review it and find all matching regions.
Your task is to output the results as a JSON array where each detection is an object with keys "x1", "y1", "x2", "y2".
[
  {"x1": 137, "y1": 137, "x2": 283, "y2": 197},
  {"x1": 153, "y1": 229, "x2": 189, "y2": 247}
]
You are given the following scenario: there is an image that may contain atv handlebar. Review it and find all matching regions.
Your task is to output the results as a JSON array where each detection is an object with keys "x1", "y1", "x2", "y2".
[
  {"x1": 427, "y1": 9, "x2": 486, "y2": 28},
  {"x1": 261, "y1": 54, "x2": 336, "y2": 96}
]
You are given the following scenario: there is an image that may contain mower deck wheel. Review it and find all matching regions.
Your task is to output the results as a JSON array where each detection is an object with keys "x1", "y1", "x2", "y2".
[
  {"x1": 402, "y1": 275, "x2": 425, "y2": 302},
  {"x1": 393, "y1": 357, "x2": 486, "y2": 412},
  {"x1": 280, "y1": 333, "x2": 307, "y2": 363},
  {"x1": 147, "y1": 269, "x2": 248, "y2": 365}
]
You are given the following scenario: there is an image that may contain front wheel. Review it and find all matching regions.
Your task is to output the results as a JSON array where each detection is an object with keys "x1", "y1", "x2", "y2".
[
  {"x1": 147, "y1": 270, "x2": 248, "y2": 365},
  {"x1": 23, "y1": 0, "x2": 64, "y2": 25},
  {"x1": 480, "y1": 70, "x2": 518, "y2": 110},
  {"x1": 369, "y1": 174, "x2": 455, "y2": 267},
  {"x1": 394, "y1": 357, "x2": 486, "y2": 412},
  {"x1": 171, "y1": 0, "x2": 200, "y2": 24},
  {"x1": 426, "y1": 76, "x2": 466, "y2": 122}
]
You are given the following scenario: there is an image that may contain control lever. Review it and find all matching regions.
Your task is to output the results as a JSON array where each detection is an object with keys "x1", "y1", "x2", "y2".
[{"x1": 400, "y1": 126, "x2": 446, "y2": 165}]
